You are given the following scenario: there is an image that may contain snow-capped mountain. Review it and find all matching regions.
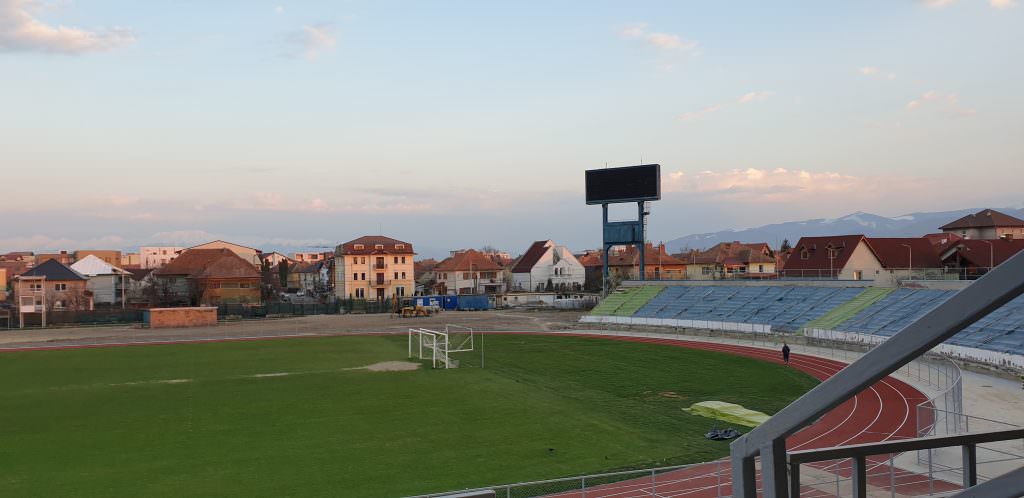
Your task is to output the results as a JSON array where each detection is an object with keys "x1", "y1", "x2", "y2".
[{"x1": 664, "y1": 207, "x2": 1024, "y2": 252}]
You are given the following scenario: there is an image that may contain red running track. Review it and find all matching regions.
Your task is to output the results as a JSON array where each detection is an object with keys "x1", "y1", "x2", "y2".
[{"x1": 535, "y1": 333, "x2": 959, "y2": 497}]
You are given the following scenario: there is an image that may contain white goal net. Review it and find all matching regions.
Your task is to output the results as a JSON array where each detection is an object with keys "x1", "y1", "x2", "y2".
[{"x1": 408, "y1": 325, "x2": 475, "y2": 369}]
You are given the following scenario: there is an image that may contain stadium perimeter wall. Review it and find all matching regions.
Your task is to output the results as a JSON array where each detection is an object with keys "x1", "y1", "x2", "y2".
[
  {"x1": 144, "y1": 307, "x2": 218, "y2": 329},
  {"x1": 621, "y1": 279, "x2": 971, "y2": 290}
]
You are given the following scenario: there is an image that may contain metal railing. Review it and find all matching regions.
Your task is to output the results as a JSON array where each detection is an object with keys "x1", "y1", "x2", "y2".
[{"x1": 631, "y1": 267, "x2": 995, "y2": 282}]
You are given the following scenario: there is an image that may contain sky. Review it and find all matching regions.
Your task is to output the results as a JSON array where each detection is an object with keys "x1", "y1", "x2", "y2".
[{"x1": 1, "y1": 0, "x2": 1022, "y2": 258}]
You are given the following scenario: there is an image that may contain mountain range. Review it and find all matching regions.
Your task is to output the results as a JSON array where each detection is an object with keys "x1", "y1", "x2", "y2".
[{"x1": 664, "y1": 206, "x2": 1024, "y2": 253}]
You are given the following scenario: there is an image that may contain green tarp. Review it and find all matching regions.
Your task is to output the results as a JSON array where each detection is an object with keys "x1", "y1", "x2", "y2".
[{"x1": 683, "y1": 401, "x2": 770, "y2": 428}]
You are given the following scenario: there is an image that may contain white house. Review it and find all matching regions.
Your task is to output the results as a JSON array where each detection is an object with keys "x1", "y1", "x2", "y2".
[
  {"x1": 70, "y1": 255, "x2": 131, "y2": 305},
  {"x1": 510, "y1": 240, "x2": 586, "y2": 292},
  {"x1": 140, "y1": 246, "x2": 183, "y2": 269}
]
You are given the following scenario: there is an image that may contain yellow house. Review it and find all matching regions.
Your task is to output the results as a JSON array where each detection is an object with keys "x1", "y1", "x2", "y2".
[
  {"x1": 186, "y1": 240, "x2": 262, "y2": 267},
  {"x1": 334, "y1": 236, "x2": 415, "y2": 301}
]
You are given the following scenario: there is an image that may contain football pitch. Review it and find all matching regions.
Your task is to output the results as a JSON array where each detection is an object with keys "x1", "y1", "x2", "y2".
[{"x1": 0, "y1": 334, "x2": 817, "y2": 497}]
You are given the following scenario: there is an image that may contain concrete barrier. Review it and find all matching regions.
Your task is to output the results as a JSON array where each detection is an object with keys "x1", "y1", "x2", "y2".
[{"x1": 144, "y1": 307, "x2": 218, "y2": 329}]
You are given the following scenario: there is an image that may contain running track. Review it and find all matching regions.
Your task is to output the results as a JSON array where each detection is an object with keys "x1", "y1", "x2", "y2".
[{"x1": 0, "y1": 330, "x2": 961, "y2": 496}]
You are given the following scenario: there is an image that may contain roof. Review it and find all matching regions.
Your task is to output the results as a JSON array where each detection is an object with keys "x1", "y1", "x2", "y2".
[
  {"x1": 186, "y1": 240, "x2": 261, "y2": 253},
  {"x1": 337, "y1": 235, "x2": 414, "y2": 255},
  {"x1": 154, "y1": 249, "x2": 259, "y2": 279},
  {"x1": 17, "y1": 259, "x2": 87, "y2": 281},
  {"x1": 685, "y1": 241, "x2": 775, "y2": 266},
  {"x1": 951, "y1": 239, "x2": 1024, "y2": 268},
  {"x1": 864, "y1": 238, "x2": 944, "y2": 268},
  {"x1": 293, "y1": 262, "x2": 322, "y2": 274},
  {"x1": 580, "y1": 244, "x2": 687, "y2": 268},
  {"x1": 126, "y1": 268, "x2": 153, "y2": 281},
  {"x1": 940, "y1": 209, "x2": 1024, "y2": 230},
  {"x1": 782, "y1": 235, "x2": 872, "y2": 271},
  {"x1": 434, "y1": 249, "x2": 503, "y2": 272},
  {"x1": 70, "y1": 255, "x2": 128, "y2": 276},
  {"x1": 511, "y1": 240, "x2": 553, "y2": 273}
]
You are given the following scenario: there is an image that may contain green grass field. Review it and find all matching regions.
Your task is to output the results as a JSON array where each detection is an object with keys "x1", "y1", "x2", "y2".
[{"x1": 0, "y1": 334, "x2": 817, "y2": 497}]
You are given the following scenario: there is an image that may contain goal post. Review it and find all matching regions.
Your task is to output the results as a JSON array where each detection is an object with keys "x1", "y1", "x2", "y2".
[{"x1": 407, "y1": 325, "x2": 478, "y2": 369}]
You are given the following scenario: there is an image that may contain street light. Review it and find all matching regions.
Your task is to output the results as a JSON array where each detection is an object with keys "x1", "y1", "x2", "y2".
[
  {"x1": 900, "y1": 243, "x2": 912, "y2": 280},
  {"x1": 980, "y1": 240, "x2": 995, "y2": 272}
]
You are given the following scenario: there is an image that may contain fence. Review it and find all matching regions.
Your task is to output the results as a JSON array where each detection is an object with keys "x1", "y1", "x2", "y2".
[
  {"x1": 580, "y1": 314, "x2": 772, "y2": 333},
  {"x1": 13, "y1": 309, "x2": 144, "y2": 327},
  {"x1": 634, "y1": 267, "x2": 993, "y2": 282}
]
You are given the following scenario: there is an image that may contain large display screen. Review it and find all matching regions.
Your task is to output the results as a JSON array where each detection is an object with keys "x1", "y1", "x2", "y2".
[{"x1": 585, "y1": 164, "x2": 661, "y2": 204}]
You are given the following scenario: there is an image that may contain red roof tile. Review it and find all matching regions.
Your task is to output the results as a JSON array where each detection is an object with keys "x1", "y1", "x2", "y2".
[
  {"x1": 865, "y1": 238, "x2": 944, "y2": 268},
  {"x1": 511, "y1": 240, "x2": 552, "y2": 273},
  {"x1": 434, "y1": 249, "x2": 503, "y2": 272},
  {"x1": 154, "y1": 249, "x2": 259, "y2": 279},
  {"x1": 940, "y1": 209, "x2": 1024, "y2": 230},
  {"x1": 783, "y1": 235, "x2": 871, "y2": 272},
  {"x1": 953, "y1": 239, "x2": 1024, "y2": 268},
  {"x1": 337, "y1": 236, "x2": 414, "y2": 255}
]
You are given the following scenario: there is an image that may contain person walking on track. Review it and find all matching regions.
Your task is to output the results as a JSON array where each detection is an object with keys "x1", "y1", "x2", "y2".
[{"x1": 782, "y1": 343, "x2": 791, "y2": 365}]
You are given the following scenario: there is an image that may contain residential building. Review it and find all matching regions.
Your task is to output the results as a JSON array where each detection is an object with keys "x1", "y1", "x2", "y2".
[
  {"x1": 152, "y1": 248, "x2": 261, "y2": 305},
  {"x1": 0, "y1": 252, "x2": 34, "y2": 263},
  {"x1": 293, "y1": 261, "x2": 327, "y2": 294},
  {"x1": 35, "y1": 251, "x2": 73, "y2": 266},
  {"x1": 14, "y1": 259, "x2": 93, "y2": 311},
  {"x1": 334, "y1": 236, "x2": 415, "y2": 301},
  {"x1": 185, "y1": 240, "x2": 262, "y2": 267},
  {"x1": 74, "y1": 250, "x2": 122, "y2": 266},
  {"x1": 121, "y1": 253, "x2": 141, "y2": 268},
  {"x1": 0, "y1": 268, "x2": 7, "y2": 301},
  {"x1": 940, "y1": 238, "x2": 1024, "y2": 275},
  {"x1": 261, "y1": 252, "x2": 292, "y2": 268},
  {"x1": 510, "y1": 240, "x2": 586, "y2": 292},
  {"x1": 292, "y1": 252, "x2": 330, "y2": 264},
  {"x1": 124, "y1": 268, "x2": 154, "y2": 305},
  {"x1": 579, "y1": 243, "x2": 687, "y2": 286},
  {"x1": 679, "y1": 241, "x2": 776, "y2": 279},
  {"x1": 782, "y1": 235, "x2": 882, "y2": 280},
  {"x1": 140, "y1": 246, "x2": 184, "y2": 269},
  {"x1": 433, "y1": 249, "x2": 504, "y2": 295},
  {"x1": 70, "y1": 255, "x2": 131, "y2": 305},
  {"x1": 865, "y1": 237, "x2": 947, "y2": 283},
  {"x1": 940, "y1": 208, "x2": 1024, "y2": 240}
]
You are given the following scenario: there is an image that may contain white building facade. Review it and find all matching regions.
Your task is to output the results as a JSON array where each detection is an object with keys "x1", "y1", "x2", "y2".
[
  {"x1": 140, "y1": 247, "x2": 184, "y2": 270},
  {"x1": 510, "y1": 240, "x2": 586, "y2": 292}
]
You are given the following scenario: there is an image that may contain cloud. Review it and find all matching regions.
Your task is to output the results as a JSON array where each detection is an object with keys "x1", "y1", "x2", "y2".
[
  {"x1": 990, "y1": 0, "x2": 1017, "y2": 8},
  {"x1": 859, "y1": 66, "x2": 896, "y2": 79},
  {"x1": 0, "y1": 0, "x2": 134, "y2": 54},
  {"x1": 664, "y1": 167, "x2": 900, "y2": 203},
  {"x1": 619, "y1": 22, "x2": 698, "y2": 54},
  {"x1": 920, "y1": 0, "x2": 956, "y2": 7},
  {"x1": 679, "y1": 91, "x2": 773, "y2": 121},
  {"x1": 275, "y1": 5, "x2": 285, "y2": 14},
  {"x1": 905, "y1": 90, "x2": 976, "y2": 117},
  {"x1": 286, "y1": 24, "x2": 336, "y2": 60}
]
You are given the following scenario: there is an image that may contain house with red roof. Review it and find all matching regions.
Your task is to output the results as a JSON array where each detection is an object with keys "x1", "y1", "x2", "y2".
[
  {"x1": 782, "y1": 235, "x2": 882, "y2": 281},
  {"x1": 510, "y1": 240, "x2": 585, "y2": 292},
  {"x1": 678, "y1": 241, "x2": 776, "y2": 280},
  {"x1": 578, "y1": 243, "x2": 687, "y2": 289},
  {"x1": 152, "y1": 248, "x2": 261, "y2": 305},
  {"x1": 333, "y1": 236, "x2": 415, "y2": 301},
  {"x1": 432, "y1": 249, "x2": 504, "y2": 295},
  {"x1": 940, "y1": 238, "x2": 1024, "y2": 277},
  {"x1": 940, "y1": 208, "x2": 1024, "y2": 240}
]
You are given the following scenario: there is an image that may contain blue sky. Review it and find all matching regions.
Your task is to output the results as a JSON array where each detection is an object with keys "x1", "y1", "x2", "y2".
[{"x1": 1, "y1": 0, "x2": 1022, "y2": 258}]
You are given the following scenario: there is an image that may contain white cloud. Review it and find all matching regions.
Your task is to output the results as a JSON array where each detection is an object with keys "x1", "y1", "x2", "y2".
[
  {"x1": 859, "y1": 66, "x2": 897, "y2": 79},
  {"x1": 286, "y1": 24, "x2": 336, "y2": 60},
  {"x1": 0, "y1": 0, "x2": 134, "y2": 54},
  {"x1": 905, "y1": 90, "x2": 976, "y2": 117},
  {"x1": 663, "y1": 167, "x2": 907, "y2": 203},
  {"x1": 275, "y1": 5, "x2": 285, "y2": 14},
  {"x1": 619, "y1": 22, "x2": 698, "y2": 54},
  {"x1": 921, "y1": 0, "x2": 957, "y2": 7},
  {"x1": 679, "y1": 91, "x2": 773, "y2": 121},
  {"x1": 990, "y1": 0, "x2": 1017, "y2": 8}
]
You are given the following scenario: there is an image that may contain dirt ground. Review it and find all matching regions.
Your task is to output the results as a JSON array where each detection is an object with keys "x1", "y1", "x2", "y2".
[{"x1": 0, "y1": 309, "x2": 586, "y2": 349}]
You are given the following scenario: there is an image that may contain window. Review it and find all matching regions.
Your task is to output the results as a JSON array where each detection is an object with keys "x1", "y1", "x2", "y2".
[
  {"x1": 54, "y1": 300, "x2": 67, "y2": 310},
  {"x1": 394, "y1": 272, "x2": 399, "y2": 280},
  {"x1": 401, "y1": 272, "x2": 406, "y2": 279},
  {"x1": 702, "y1": 267, "x2": 713, "y2": 275},
  {"x1": 401, "y1": 256, "x2": 406, "y2": 264},
  {"x1": 396, "y1": 286, "x2": 405, "y2": 297},
  {"x1": 361, "y1": 257, "x2": 366, "y2": 264},
  {"x1": 394, "y1": 257, "x2": 399, "y2": 264},
  {"x1": 356, "y1": 288, "x2": 365, "y2": 298},
  {"x1": 221, "y1": 282, "x2": 239, "y2": 289},
  {"x1": 463, "y1": 272, "x2": 471, "y2": 280},
  {"x1": 30, "y1": 283, "x2": 42, "y2": 291},
  {"x1": 352, "y1": 273, "x2": 358, "y2": 281},
  {"x1": 239, "y1": 283, "x2": 250, "y2": 289},
  {"x1": 354, "y1": 244, "x2": 364, "y2": 250},
  {"x1": 360, "y1": 273, "x2": 366, "y2": 280},
  {"x1": 54, "y1": 283, "x2": 67, "y2": 291},
  {"x1": 800, "y1": 250, "x2": 809, "y2": 260},
  {"x1": 758, "y1": 264, "x2": 765, "y2": 273},
  {"x1": 396, "y1": 244, "x2": 405, "y2": 250},
  {"x1": 375, "y1": 244, "x2": 384, "y2": 250},
  {"x1": 481, "y1": 272, "x2": 496, "y2": 279}
]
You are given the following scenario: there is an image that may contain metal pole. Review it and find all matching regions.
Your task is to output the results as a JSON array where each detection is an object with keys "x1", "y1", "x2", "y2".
[
  {"x1": 602, "y1": 204, "x2": 609, "y2": 297},
  {"x1": 638, "y1": 201, "x2": 646, "y2": 282},
  {"x1": 889, "y1": 453, "x2": 896, "y2": 498}
]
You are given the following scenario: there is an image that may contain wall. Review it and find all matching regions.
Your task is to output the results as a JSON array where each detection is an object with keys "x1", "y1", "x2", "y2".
[
  {"x1": 838, "y1": 240, "x2": 885, "y2": 282},
  {"x1": 189, "y1": 242, "x2": 260, "y2": 267},
  {"x1": 335, "y1": 254, "x2": 414, "y2": 300},
  {"x1": 86, "y1": 274, "x2": 119, "y2": 304},
  {"x1": 202, "y1": 278, "x2": 261, "y2": 305},
  {"x1": 0, "y1": 268, "x2": 6, "y2": 301},
  {"x1": 140, "y1": 247, "x2": 183, "y2": 269},
  {"x1": 147, "y1": 307, "x2": 218, "y2": 328}
]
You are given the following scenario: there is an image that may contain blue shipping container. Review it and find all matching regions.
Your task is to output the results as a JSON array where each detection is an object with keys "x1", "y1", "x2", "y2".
[{"x1": 456, "y1": 295, "x2": 490, "y2": 311}]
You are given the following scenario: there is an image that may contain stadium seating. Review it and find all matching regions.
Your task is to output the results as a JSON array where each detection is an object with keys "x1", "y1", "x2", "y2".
[
  {"x1": 633, "y1": 285, "x2": 864, "y2": 332},
  {"x1": 590, "y1": 283, "x2": 1024, "y2": 355}
]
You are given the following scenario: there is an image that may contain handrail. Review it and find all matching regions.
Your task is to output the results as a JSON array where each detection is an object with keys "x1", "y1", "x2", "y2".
[
  {"x1": 788, "y1": 428, "x2": 1024, "y2": 464},
  {"x1": 730, "y1": 250, "x2": 1024, "y2": 497}
]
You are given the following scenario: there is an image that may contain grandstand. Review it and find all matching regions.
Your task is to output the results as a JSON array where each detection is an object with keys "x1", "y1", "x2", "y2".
[{"x1": 585, "y1": 283, "x2": 1024, "y2": 356}]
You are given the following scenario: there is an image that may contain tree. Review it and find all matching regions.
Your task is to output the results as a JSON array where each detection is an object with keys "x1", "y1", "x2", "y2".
[
  {"x1": 780, "y1": 239, "x2": 792, "y2": 252},
  {"x1": 545, "y1": 278, "x2": 554, "y2": 292},
  {"x1": 279, "y1": 261, "x2": 289, "y2": 288}
]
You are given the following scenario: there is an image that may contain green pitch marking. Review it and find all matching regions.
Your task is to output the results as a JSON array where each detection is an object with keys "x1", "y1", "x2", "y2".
[
  {"x1": 802, "y1": 287, "x2": 896, "y2": 331},
  {"x1": 0, "y1": 335, "x2": 816, "y2": 497}
]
